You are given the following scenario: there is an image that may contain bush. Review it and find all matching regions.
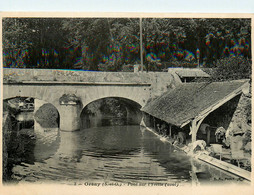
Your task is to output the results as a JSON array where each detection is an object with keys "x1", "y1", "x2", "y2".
[
  {"x1": 211, "y1": 56, "x2": 251, "y2": 81},
  {"x1": 98, "y1": 63, "x2": 118, "y2": 71},
  {"x1": 59, "y1": 94, "x2": 80, "y2": 104},
  {"x1": 169, "y1": 60, "x2": 198, "y2": 68},
  {"x1": 34, "y1": 103, "x2": 59, "y2": 128},
  {"x1": 121, "y1": 64, "x2": 134, "y2": 72}
]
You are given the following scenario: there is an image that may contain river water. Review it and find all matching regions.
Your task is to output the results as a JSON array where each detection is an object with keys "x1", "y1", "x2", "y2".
[{"x1": 9, "y1": 123, "x2": 247, "y2": 186}]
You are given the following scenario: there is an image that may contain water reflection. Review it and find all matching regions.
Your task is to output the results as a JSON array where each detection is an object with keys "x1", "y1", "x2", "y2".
[
  {"x1": 33, "y1": 120, "x2": 59, "y2": 162},
  {"x1": 56, "y1": 131, "x2": 83, "y2": 162},
  {"x1": 10, "y1": 123, "x2": 247, "y2": 185}
]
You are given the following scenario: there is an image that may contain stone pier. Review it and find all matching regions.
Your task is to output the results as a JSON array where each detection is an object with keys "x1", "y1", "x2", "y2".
[
  {"x1": 59, "y1": 94, "x2": 81, "y2": 131},
  {"x1": 59, "y1": 105, "x2": 80, "y2": 131}
]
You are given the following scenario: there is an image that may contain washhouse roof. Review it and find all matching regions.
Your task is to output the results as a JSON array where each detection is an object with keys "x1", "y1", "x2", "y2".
[
  {"x1": 141, "y1": 80, "x2": 249, "y2": 127},
  {"x1": 168, "y1": 68, "x2": 210, "y2": 78}
]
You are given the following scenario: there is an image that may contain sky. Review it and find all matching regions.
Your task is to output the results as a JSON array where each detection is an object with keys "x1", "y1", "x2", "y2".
[{"x1": 0, "y1": 0, "x2": 253, "y2": 13}]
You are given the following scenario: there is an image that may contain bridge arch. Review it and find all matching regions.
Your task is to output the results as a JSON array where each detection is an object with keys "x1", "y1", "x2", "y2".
[
  {"x1": 80, "y1": 95, "x2": 144, "y2": 112},
  {"x1": 77, "y1": 84, "x2": 149, "y2": 112},
  {"x1": 4, "y1": 95, "x2": 58, "y2": 109},
  {"x1": 80, "y1": 96, "x2": 143, "y2": 129},
  {"x1": 3, "y1": 88, "x2": 60, "y2": 111},
  {"x1": 3, "y1": 96, "x2": 60, "y2": 129}
]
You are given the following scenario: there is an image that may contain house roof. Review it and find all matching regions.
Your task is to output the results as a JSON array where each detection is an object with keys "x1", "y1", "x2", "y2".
[
  {"x1": 141, "y1": 80, "x2": 249, "y2": 127},
  {"x1": 168, "y1": 68, "x2": 210, "y2": 78}
]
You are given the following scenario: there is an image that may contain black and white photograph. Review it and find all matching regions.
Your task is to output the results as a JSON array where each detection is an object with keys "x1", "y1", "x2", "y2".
[{"x1": 0, "y1": 13, "x2": 253, "y2": 194}]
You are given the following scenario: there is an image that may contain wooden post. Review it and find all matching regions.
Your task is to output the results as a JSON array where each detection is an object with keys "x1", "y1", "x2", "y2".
[
  {"x1": 169, "y1": 125, "x2": 172, "y2": 137},
  {"x1": 190, "y1": 120, "x2": 198, "y2": 156},
  {"x1": 207, "y1": 128, "x2": 211, "y2": 146},
  {"x1": 190, "y1": 116, "x2": 208, "y2": 155},
  {"x1": 191, "y1": 120, "x2": 198, "y2": 144},
  {"x1": 140, "y1": 17, "x2": 143, "y2": 72}
]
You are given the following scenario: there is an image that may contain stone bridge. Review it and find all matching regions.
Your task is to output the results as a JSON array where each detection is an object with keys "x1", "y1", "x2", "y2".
[{"x1": 3, "y1": 68, "x2": 180, "y2": 131}]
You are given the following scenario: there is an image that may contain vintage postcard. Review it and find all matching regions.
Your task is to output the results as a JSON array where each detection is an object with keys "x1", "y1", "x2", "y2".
[{"x1": 0, "y1": 12, "x2": 253, "y2": 195}]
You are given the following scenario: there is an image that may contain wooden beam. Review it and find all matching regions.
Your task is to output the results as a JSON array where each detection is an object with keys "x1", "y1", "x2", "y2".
[
  {"x1": 190, "y1": 114, "x2": 209, "y2": 155},
  {"x1": 189, "y1": 113, "x2": 208, "y2": 136},
  {"x1": 198, "y1": 154, "x2": 251, "y2": 181},
  {"x1": 190, "y1": 120, "x2": 198, "y2": 156}
]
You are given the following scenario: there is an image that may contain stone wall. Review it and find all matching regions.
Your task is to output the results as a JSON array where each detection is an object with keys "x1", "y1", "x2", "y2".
[
  {"x1": 227, "y1": 94, "x2": 251, "y2": 134},
  {"x1": 202, "y1": 90, "x2": 251, "y2": 155},
  {"x1": 225, "y1": 93, "x2": 251, "y2": 153}
]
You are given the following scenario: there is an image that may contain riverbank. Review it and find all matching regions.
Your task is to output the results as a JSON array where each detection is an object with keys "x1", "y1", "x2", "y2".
[
  {"x1": 2, "y1": 111, "x2": 25, "y2": 183},
  {"x1": 141, "y1": 123, "x2": 251, "y2": 182},
  {"x1": 2, "y1": 102, "x2": 39, "y2": 182},
  {"x1": 2, "y1": 112, "x2": 12, "y2": 181}
]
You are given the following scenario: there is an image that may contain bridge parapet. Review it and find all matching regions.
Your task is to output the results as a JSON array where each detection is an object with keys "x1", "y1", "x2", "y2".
[
  {"x1": 3, "y1": 68, "x2": 151, "y2": 83},
  {"x1": 3, "y1": 68, "x2": 181, "y2": 98},
  {"x1": 4, "y1": 68, "x2": 177, "y2": 82}
]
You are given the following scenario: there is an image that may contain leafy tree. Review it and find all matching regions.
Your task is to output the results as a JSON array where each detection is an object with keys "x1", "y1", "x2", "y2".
[
  {"x1": 2, "y1": 17, "x2": 251, "y2": 73},
  {"x1": 62, "y1": 18, "x2": 112, "y2": 70},
  {"x1": 3, "y1": 18, "x2": 67, "y2": 68},
  {"x1": 3, "y1": 18, "x2": 30, "y2": 68}
]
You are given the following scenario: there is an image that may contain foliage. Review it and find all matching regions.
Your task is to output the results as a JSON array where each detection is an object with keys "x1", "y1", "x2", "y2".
[
  {"x1": 99, "y1": 98, "x2": 127, "y2": 118},
  {"x1": 59, "y1": 94, "x2": 81, "y2": 104},
  {"x1": 2, "y1": 18, "x2": 251, "y2": 73},
  {"x1": 121, "y1": 64, "x2": 134, "y2": 72},
  {"x1": 210, "y1": 56, "x2": 251, "y2": 81},
  {"x1": 34, "y1": 103, "x2": 59, "y2": 128},
  {"x1": 3, "y1": 101, "x2": 20, "y2": 114},
  {"x1": 3, "y1": 18, "x2": 67, "y2": 68}
]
